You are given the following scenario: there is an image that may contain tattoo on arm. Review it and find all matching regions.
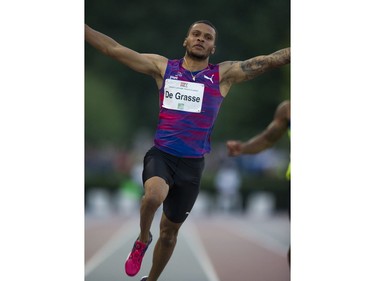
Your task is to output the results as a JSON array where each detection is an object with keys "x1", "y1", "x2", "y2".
[
  {"x1": 240, "y1": 58, "x2": 268, "y2": 79},
  {"x1": 240, "y1": 47, "x2": 290, "y2": 80},
  {"x1": 270, "y1": 48, "x2": 290, "y2": 66}
]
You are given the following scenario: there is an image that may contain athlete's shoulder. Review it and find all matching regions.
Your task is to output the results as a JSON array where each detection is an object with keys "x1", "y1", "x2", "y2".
[{"x1": 217, "y1": 60, "x2": 237, "y2": 71}]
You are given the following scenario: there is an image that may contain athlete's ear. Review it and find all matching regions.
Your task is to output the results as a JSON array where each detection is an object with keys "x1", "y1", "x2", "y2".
[
  {"x1": 183, "y1": 39, "x2": 187, "y2": 47},
  {"x1": 211, "y1": 46, "x2": 216, "y2": 54}
]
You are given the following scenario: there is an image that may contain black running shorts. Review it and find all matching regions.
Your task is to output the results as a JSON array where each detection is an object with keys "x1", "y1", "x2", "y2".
[{"x1": 142, "y1": 146, "x2": 205, "y2": 223}]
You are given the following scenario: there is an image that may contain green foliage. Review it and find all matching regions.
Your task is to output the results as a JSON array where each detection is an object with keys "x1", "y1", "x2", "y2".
[
  {"x1": 85, "y1": 0, "x2": 290, "y2": 145},
  {"x1": 85, "y1": 1, "x2": 290, "y2": 208},
  {"x1": 85, "y1": 70, "x2": 132, "y2": 144}
]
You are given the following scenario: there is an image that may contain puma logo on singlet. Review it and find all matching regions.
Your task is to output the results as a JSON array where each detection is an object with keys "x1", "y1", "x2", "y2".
[{"x1": 204, "y1": 74, "x2": 214, "y2": 83}]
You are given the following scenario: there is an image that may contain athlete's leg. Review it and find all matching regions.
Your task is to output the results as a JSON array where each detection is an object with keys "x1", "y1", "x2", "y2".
[
  {"x1": 147, "y1": 212, "x2": 183, "y2": 281},
  {"x1": 139, "y1": 176, "x2": 169, "y2": 243},
  {"x1": 135, "y1": 151, "x2": 203, "y2": 280},
  {"x1": 125, "y1": 176, "x2": 169, "y2": 277}
]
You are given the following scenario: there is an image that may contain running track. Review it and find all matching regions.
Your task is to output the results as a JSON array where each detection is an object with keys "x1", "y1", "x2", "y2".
[{"x1": 85, "y1": 209, "x2": 290, "y2": 281}]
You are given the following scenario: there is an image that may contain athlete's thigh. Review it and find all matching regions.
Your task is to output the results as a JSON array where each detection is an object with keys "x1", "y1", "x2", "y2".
[
  {"x1": 142, "y1": 146, "x2": 175, "y2": 186},
  {"x1": 163, "y1": 157, "x2": 205, "y2": 223}
]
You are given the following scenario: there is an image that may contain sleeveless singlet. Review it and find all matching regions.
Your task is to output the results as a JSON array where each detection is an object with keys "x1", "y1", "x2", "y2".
[{"x1": 154, "y1": 59, "x2": 224, "y2": 158}]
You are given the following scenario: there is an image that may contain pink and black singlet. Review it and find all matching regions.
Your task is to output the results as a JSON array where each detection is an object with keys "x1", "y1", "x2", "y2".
[{"x1": 154, "y1": 59, "x2": 224, "y2": 158}]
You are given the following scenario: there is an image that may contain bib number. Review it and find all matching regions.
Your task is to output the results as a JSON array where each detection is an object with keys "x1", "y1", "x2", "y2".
[{"x1": 162, "y1": 79, "x2": 204, "y2": 113}]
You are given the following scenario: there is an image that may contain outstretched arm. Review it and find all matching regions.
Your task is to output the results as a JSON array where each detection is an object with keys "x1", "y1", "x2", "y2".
[
  {"x1": 219, "y1": 48, "x2": 290, "y2": 96},
  {"x1": 85, "y1": 24, "x2": 167, "y2": 83},
  {"x1": 227, "y1": 100, "x2": 290, "y2": 156}
]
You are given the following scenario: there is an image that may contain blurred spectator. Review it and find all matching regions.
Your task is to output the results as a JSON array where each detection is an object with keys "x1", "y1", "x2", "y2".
[{"x1": 214, "y1": 161, "x2": 242, "y2": 214}]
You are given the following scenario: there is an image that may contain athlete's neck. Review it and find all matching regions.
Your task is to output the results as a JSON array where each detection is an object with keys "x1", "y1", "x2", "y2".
[{"x1": 183, "y1": 56, "x2": 209, "y2": 72}]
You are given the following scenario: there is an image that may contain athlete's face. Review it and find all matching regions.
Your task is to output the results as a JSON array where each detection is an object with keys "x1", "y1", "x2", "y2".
[{"x1": 183, "y1": 23, "x2": 216, "y2": 60}]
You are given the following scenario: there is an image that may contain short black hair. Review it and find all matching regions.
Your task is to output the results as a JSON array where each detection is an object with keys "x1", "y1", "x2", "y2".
[{"x1": 187, "y1": 20, "x2": 218, "y2": 42}]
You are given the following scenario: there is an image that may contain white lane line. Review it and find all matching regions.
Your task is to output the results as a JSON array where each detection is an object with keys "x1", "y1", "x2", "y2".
[
  {"x1": 85, "y1": 218, "x2": 139, "y2": 276},
  {"x1": 182, "y1": 221, "x2": 221, "y2": 281}
]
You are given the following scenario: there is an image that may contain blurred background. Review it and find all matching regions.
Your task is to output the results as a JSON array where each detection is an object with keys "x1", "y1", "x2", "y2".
[{"x1": 85, "y1": 0, "x2": 290, "y2": 218}]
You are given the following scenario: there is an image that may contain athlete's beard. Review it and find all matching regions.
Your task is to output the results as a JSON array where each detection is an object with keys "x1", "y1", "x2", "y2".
[{"x1": 186, "y1": 49, "x2": 210, "y2": 61}]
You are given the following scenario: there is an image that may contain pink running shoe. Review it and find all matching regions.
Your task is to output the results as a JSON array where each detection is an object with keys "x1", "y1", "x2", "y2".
[{"x1": 125, "y1": 232, "x2": 153, "y2": 276}]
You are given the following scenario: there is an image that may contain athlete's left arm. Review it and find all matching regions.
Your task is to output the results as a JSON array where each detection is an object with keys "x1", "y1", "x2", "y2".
[{"x1": 219, "y1": 47, "x2": 290, "y2": 96}]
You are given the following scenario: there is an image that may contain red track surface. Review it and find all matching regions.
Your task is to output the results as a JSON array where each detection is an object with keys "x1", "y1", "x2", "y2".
[{"x1": 85, "y1": 212, "x2": 290, "y2": 281}]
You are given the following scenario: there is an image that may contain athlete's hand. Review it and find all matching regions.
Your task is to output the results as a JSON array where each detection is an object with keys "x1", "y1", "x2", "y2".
[{"x1": 226, "y1": 140, "x2": 243, "y2": 156}]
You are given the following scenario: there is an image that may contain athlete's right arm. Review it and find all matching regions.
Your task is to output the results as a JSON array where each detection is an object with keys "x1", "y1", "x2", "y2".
[
  {"x1": 227, "y1": 100, "x2": 290, "y2": 156},
  {"x1": 85, "y1": 24, "x2": 167, "y2": 80}
]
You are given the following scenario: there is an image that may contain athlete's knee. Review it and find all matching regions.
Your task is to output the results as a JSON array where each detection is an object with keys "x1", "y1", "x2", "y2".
[
  {"x1": 142, "y1": 193, "x2": 163, "y2": 210},
  {"x1": 143, "y1": 177, "x2": 169, "y2": 208},
  {"x1": 142, "y1": 181, "x2": 168, "y2": 208}
]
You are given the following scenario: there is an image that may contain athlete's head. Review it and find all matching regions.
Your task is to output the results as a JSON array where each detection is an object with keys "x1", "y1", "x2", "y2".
[{"x1": 183, "y1": 20, "x2": 217, "y2": 60}]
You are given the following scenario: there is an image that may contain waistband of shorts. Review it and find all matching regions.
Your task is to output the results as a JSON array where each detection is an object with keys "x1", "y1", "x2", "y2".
[{"x1": 152, "y1": 145, "x2": 204, "y2": 161}]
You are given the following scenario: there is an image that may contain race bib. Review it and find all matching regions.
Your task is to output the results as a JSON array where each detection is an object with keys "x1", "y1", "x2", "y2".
[{"x1": 162, "y1": 79, "x2": 205, "y2": 113}]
